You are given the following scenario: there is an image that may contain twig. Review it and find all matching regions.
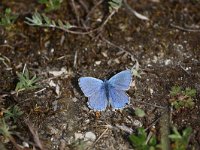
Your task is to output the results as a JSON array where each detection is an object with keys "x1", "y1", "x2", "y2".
[
  {"x1": 71, "y1": 0, "x2": 80, "y2": 25},
  {"x1": 9, "y1": 135, "x2": 22, "y2": 150},
  {"x1": 116, "y1": 124, "x2": 133, "y2": 134},
  {"x1": 170, "y1": 23, "x2": 200, "y2": 32},
  {"x1": 73, "y1": 50, "x2": 78, "y2": 68},
  {"x1": 89, "y1": 128, "x2": 108, "y2": 150},
  {"x1": 179, "y1": 65, "x2": 190, "y2": 75},
  {"x1": 34, "y1": 88, "x2": 47, "y2": 94},
  {"x1": 0, "y1": 44, "x2": 14, "y2": 50},
  {"x1": 145, "y1": 110, "x2": 168, "y2": 131},
  {"x1": 145, "y1": 131, "x2": 153, "y2": 145},
  {"x1": 85, "y1": 0, "x2": 104, "y2": 22},
  {"x1": 123, "y1": 0, "x2": 149, "y2": 21},
  {"x1": 133, "y1": 99, "x2": 166, "y2": 109},
  {"x1": 94, "y1": 11, "x2": 117, "y2": 38},
  {"x1": 22, "y1": 64, "x2": 27, "y2": 74},
  {"x1": 101, "y1": 36, "x2": 135, "y2": 60},
  {"x1": 13, "y1": 132, "x2": 37, "y2": 147},
  {"x1": 78, "y1": 0, "x2": 89, "y2": 13},
  {"x1": 26, "y1": 121, "x2": 45, "y2": 150}
]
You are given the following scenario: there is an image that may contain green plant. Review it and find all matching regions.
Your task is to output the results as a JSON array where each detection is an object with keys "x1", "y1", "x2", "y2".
[
  {"x1": 169, "y1": 127, "x2": 192, "y2": 150},
  {"x1": 0, "y1": 8, "x2": 18, "y2": 28},
  {"x1": 183, "y1": 87, "x2": 196, "y2": 97},
  {"x1": 129, "y1": 127, "x2": 157, "y2": 150},
  {"x1": 15, "y1": 67, "x2": 39, "y2": 92},
  {"x1": 25, "y1": 12, "x2": 72, "y2": 31},
  {"x1": 170, "y1": 86, "x2": 182, "y2": 96},
  {"x1": 169, "y1": 86, "x2": 196, "y2": 110},
  {"x1": 38, "y1": 0, "x2": 63, "y2": 12},
  {"x1": 4, "y1": 105, "x2": 23, "y2": 123},
  {"x1": 0, "y1": 118, "x2": 12, "y2": 139},
  {"x1": 135, "y1": 108, "x2": 146, "y2": 117},
  {"x1": 108, "y1": 0, "x2": 122, "y2": 12}
]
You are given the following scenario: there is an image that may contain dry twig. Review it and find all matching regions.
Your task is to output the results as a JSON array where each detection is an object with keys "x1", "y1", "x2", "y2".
[
  {"x1": 123, "y1": 0, "x2": 149, "y2": 21},
  {"x1": 170, "y1": 23, "x2": 200, "y2": 32},
  {"x1": 26, "y1": 121, "x2": 45, "y2": 150}
]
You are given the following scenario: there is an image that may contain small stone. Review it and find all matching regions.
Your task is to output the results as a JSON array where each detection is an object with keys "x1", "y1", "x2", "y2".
[
  {"x1": 84, "y1": 131, "x2": 96, "y2": 141},
  {"x1": 22, "y1": 141, "x2": 29, "y2": 148},
  {"x1": 49, "y1": 80, "x2": 56, "y2": 87},
  {"x1": 95, "y1": 61, "x2": 101, "y2": 65},
  {"x1": 52, "y1": 100, "x2": 58, "y2": 111},
  {"x1": 165, "y1": 59, "x2": 172, "y2": 65},
  {"x1": 84, "y1": 119, "x2": 90, "y2": 124},
  {"x1": 74, "y1": 132, "x2": 84, "y2": 141},
  {"x1": 149, "y1": 88, "x2": 154, "y2": 95},
  {"x1": 133, "y1": 120, "x2": 143, "y2": 127},
  {"x1": 101, "y1": 51, "x2": 108, "y2": 57},
  {"x1": 47, "y1": 125, "x2": 59, "y2": 135},
  {"x1": 72, "y1": 97, "x2": 78, "y2": 102},
  {"x1": 49, "y1": 67, "x2": 67, "y2": 76},
  {"x1": 114, "y1": 58, "x2": 120, "y2": 64}
]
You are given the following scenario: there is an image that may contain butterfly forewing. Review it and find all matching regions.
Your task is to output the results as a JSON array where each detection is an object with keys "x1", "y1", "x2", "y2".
[
  {"x1": 108, "y1": 70, "x2": 132, "y2": 91},
  {"x1": 87, "y1": 84, "x2": 108, "y2": 111},
  {"x1": 79, "y1": 77, "x2": 103, "y2": 97}
]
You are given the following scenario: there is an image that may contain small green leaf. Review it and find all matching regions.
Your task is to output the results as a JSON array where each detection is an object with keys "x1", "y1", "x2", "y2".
[
  {"x1": 5, "y1": 8, "x2": 11, "y2": 14},
  {"x1": 135, "y1": 108, "x2": 146, "y2": 117},
  {"x1": 109, "y1": 0, "x2": 122, "y2": 12},
  {"x1": 170, "y1": 86, "x2": 181, "y2": 96},
  {"x1": 184, "y1": 88, "x2": 196, "y2": 97},
  {"x1": 182, "y1": 127, "x2": 192, "y2": 138}
]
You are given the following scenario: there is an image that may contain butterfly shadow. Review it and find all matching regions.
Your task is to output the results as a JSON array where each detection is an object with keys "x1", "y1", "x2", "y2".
[{"x1": 71, "y1": 75, "x2": 84, "y2": 96}]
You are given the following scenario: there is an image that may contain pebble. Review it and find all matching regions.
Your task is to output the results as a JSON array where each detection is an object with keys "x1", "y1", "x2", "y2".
[
  {"x1": 74, "y1": 132, "x2": 84, "y2": 141},
  {"x1": 133, "y1": 120, "x2": 143, "y2": 127},
  {"x1": 72, "y1": 97, "x2": 78, "y2": 102},
  {"x1": 165, "y1": 59, "x2": 172, "y2": 65},
  {"x1": 84, "y1": 131, "x2": 96, "y2": 141},
  {"x1": 22, "y1": 141, "x2": 29, "y2": 148}
]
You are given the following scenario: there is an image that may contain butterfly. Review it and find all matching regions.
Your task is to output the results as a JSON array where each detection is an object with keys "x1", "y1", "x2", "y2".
[{"x1": 78, "y1": 70, "x2": 132, "y2": 111}]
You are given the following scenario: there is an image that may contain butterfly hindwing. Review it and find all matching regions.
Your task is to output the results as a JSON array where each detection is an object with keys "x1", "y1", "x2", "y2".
[
  {"x1": 79, "y1": 77, "x2": 103, "y2": 97},
  {"x1": 108, "y1": 70, "x2": 132, "y2": 91},
  {"x1": 108, "y1": 86, "x2": 129, "y2": 109}
]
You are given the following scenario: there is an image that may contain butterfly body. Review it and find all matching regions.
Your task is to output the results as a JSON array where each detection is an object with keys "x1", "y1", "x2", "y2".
[{"x1": 79, "y1": 70, "x2": 132, "y2": 111}]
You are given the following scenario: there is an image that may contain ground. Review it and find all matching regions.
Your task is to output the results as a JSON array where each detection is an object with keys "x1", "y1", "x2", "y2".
[{"x1": 0, "y1": 0, "x2": 200, "y2": 150}]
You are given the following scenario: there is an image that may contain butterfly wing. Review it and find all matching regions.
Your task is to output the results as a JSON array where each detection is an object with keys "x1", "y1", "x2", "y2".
[
  {"x1": 109, "y1": 87, "x2": 129, "y2": 109},
  {"x1": 79, "y1": 77, "x2": 108, "y2": 111},
  {"x1": 79, "y1": 77, "x2": 103, "y2": 97},
  {"x1": 108, "y1": 70, "x2": 132, "y2": 91},
  {"x1": 87, "y1": 84, "x2": 108, "y2": 111}
]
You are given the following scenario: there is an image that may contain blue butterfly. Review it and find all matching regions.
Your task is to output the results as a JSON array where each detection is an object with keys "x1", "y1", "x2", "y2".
[{"x1": 78, "y1": 70, "x2": 132, "y2": 111}]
